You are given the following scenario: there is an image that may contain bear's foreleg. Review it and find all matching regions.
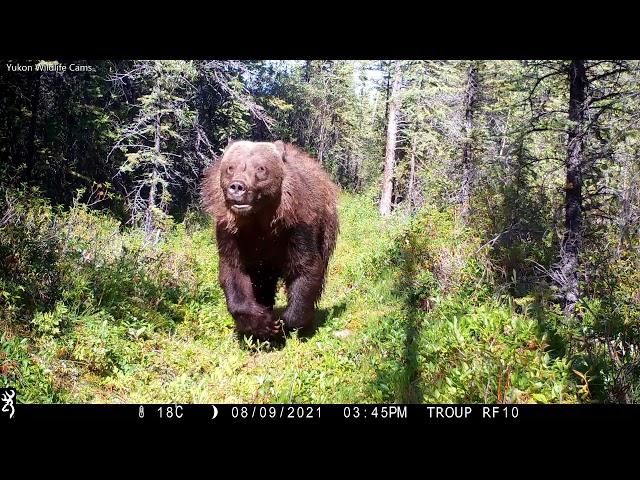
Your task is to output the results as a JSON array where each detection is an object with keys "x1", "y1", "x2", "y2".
[
  {"x1": 219, "y1": 260, "x2": 283, "y2": 339},
  {"x1": 282, "y1": 262, "x2": 325, "y2": 332}
]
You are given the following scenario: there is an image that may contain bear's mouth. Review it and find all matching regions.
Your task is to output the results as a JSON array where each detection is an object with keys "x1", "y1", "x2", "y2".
[{"x1": 230, "y1": 204, "x2": 253, "y2": 214}]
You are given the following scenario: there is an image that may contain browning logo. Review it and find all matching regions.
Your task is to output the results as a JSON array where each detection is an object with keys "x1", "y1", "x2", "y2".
[{"x1": 1, "y1": 388, "x2": 16, "y2": 419}]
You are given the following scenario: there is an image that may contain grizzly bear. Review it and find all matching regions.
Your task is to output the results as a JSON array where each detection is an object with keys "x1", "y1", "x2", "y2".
[{"x1": 202, "y1": 140, "x2": 339, "y2": 340}]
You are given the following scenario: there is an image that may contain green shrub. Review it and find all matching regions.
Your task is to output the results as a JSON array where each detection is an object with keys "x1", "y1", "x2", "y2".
[
  {"x1": 0, "y1": 189, "x2": 64, "y2": 318},
  {"x1": 419, "y1": 299, "x2": 577, "y2": 403},
  {"x1": 70, "y1": 311, "x2": 142, "y2": 375},
  {"x1": 0, "y1": 334, "x2": 63, "y2": 403},
  {"x1": 32, "y1": 302, "x2": 69, "y2": 337}
]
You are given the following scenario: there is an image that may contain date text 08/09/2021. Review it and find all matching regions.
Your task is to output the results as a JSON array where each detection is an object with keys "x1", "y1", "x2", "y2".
[{"x1": 150, "y1": 405, "x2": 325, "y2": 420}]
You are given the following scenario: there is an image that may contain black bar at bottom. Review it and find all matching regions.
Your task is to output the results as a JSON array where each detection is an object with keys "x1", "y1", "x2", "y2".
[{"x1": 1, "y1": 404, "x2": 638, "y2": 426}]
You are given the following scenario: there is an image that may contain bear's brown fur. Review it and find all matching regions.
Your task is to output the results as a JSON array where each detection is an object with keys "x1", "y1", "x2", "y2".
[{"x1": 202, "y1": 140, "x2": 339, "y2": 339}]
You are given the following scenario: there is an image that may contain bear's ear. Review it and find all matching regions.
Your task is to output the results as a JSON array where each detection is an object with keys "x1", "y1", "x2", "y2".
[
  {"x1": 274, "y1": 140, "x2": 286, "y2": 161},
  {"x1": 222, "y1": 139, "x2": 239, "y2": 156}
]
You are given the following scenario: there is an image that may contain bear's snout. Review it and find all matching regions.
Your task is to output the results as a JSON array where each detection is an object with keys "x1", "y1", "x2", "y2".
[{"x1": 228, "y1": 181, "x2": 247, "y2": 201}]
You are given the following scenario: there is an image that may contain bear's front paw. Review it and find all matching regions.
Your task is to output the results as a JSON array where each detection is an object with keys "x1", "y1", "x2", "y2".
[
  {"x1": 253, "y1": 315, "x2": 284, "y2": 339},
  {"x1": 281, "y1": 308, "x2": 314, "y2": 332},
  {"x1": 237, "y1": 307, "x2": 284, "y2": 340}
]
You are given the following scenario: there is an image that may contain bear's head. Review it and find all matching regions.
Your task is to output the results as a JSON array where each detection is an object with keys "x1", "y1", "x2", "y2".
[{"x1": 218, "y1": 140, "x2": 286, "y2": 217}]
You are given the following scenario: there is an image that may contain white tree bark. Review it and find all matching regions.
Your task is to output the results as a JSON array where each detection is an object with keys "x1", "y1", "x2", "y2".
[
  {"x1": 408, "y1": 132, "x2": 417, "y2": 211},
  {"x1": 380, "y1": 63, "x2": 402, "y2": 216}
]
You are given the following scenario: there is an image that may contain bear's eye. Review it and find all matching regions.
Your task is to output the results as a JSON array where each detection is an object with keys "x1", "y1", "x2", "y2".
[{"x1": 227, "y1": 165, "x2": 234, "y2": 174}]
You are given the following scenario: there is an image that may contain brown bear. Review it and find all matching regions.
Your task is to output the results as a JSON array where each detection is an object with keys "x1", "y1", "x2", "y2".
[{"x1": 202, "y1": 140, "x2": 339, "y2": 340}]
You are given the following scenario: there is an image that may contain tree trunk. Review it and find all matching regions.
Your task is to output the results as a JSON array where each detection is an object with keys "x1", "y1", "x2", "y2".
[
  {"x1": 25, "y1": 72, "x2": 41, "y2": 181},
  {"x1": 380, "y1": 63, "x2": 401, "y2": 216},
  {"x1": 145, "y1": 110, "x2": 162, "y2": 239},
  {"x1": 318, "y1": 107, "x2": 326, "y2": 164},
  {"x1": 617, "y1": 159, "x2": 639, "y2": 256},
  {"x1": 498, "y1": 108, "x2": 511, "y2": 161},
  {"x1": 304, "y1": 60, "x2": 312, "y2": 83},
  {"x1": 408, "y1": 132, "x2": 417, "y2": 211},
  {"x1": 383, "y1": 62, "x2": 391, "y2": 123},
  {"x1": 460, "y1": 63, "x2": 478, "y2": 222},
  {"x1": 560, "y1": 59, "x2": 587, "y2": 319}
]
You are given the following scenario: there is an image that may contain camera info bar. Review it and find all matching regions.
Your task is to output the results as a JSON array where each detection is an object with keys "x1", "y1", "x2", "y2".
[{"x1": 1, "y1": 389, "x2": 637, "y2": 426}]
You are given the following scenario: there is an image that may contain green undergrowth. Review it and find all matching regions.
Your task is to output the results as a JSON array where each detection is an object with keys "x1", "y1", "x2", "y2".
[{"x1": 1, "y1": 189, "x2": 586, "y2": 403}]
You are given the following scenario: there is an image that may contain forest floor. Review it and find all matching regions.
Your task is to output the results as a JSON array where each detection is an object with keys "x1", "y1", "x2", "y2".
[{"x1": 1, "y1": 192, "x2": 579, "y2": 403}]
